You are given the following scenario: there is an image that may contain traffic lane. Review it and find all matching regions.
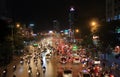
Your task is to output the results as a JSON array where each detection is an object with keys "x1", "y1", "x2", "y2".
[
  {"x1": 56, "y1": 59, "x2": 83, "y2": 77},
  {"x1": 4, "y1": 56, "x2": 22, "y2": 77},
  {"x1": 5, "y1": 53, "x2": 41, "y2": 77},
  {"x1": 2, "y1": 49, "x2": 83, "y2": 77}
]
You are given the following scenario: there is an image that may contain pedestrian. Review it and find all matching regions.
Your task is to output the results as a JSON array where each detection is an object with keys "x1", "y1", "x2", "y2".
[
  {"x1": 102, "y1": 62, "x2": 105, "y2": 67},
  {"x1": 13, "y1": 74, "x2": 16, "y2": 77},
  {"x1": 100, "y1": 72, "x2": 104, "y2": 77}
]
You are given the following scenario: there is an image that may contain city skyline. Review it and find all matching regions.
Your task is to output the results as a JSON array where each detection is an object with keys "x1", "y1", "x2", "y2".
[
  {"x1": 1, "y1": 0, "x2": 106, "y2": 31},
  {"x1": 106, "y1": 0, "x2": 120, "y2": 22}
]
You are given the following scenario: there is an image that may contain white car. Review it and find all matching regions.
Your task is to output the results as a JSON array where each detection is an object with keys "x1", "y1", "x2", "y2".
[
  {"x1": 78, "y1": 69, "x2": 91, "y2": 77},
  {"x1": 63, "y1": 70, "x2": 72, "y2": 77},
  {"x1": 94, "y1": 58, "x2": 101, "y2": 65},
  {"x1": 73, "y1": 56, "x2": 80, "y2": 64},
  {"x1": 45, "y1": 54, "x2": 51, "y2": 59}
]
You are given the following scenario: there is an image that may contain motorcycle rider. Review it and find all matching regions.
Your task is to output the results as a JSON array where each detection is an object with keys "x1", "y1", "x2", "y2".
[{"x1": 13, "y1": 65, "x2": 16, "y2": 71}]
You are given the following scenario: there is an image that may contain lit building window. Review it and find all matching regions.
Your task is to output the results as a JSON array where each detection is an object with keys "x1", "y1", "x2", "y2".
[
  {"x1": 107, "y1": 18, "x2": 111, "y2": 22},
  {"x1": 119, "y1": 14, "x2": 120, "y2": 19},
  {"x1": 114, "y1": 15, "x2": 118, "y2": 20}
]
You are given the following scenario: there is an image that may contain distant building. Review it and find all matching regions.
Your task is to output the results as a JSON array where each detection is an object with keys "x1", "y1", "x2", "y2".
[
  {"x1": 0, "y1": 0, "x2": 12, "y2": 21},
  {"x1": 0, "y1": 0, "x2": 6, "y2": 17},
  {"x1": 53, "y1": 20, "x2": 60, "y2": 32},
  {"x1": 106, "y1": 0, "x2": 120, "y2": 22}
]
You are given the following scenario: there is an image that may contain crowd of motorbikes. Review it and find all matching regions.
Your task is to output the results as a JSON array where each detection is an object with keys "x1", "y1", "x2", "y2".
[
  {"x1": 2, "y1": 65, "x2": 16, "y2": 77},
  {"x1": 24, "y1": 51, "x2": 46, "y2": 77},
  {"x1": 1, "y1": 51, "x2": 46, "y2": 77},
  {"x1": 1, "y1": 41, "x2": 55, "y2": 77}
]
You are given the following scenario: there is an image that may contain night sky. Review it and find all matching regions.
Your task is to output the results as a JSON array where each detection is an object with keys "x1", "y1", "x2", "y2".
[{"x1": 10, "y1": 0, "x2": 105, "y2": 31}]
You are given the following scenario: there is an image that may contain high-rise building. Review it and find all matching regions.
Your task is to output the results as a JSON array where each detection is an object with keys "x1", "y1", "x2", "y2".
[
  {"x1": 106, "y1": 0, "x2": 120, "y2": 22},
  {"x1": 0, "y1": 0, "x2": 7, "y2": 18},
  {"x1": 53, "y1": 20, "x2": 60, "y2": 32},
  {"x1": 69, "y1": 7, "x2": 75, "y2": 30},
  {"x1": 0, "y1": 0, "x2": 12, "y2": 20}
]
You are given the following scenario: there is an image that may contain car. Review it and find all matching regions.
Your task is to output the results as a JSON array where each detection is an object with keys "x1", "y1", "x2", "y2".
[
  {"x1": 78, "y1": 69, "x2": 91, "y2": 77},
  {"x1": 94, "y1": 60, "x2": 100, "y2": 65},
  {"x1": 20, "y1": 57, "x2": 24, "y2": 64},
  {"x1": 45, "y1": 53, "x2": 51, "y2": 59},
  {"x1": 81, "y1": 56, "x2": 88, "y2": 62},
  {"x1": 73, "y1": 56, "x2": 80, "y2": 64},
  {"x1": 63, "y1": 70, "x2": 72, "y2": 77},
  {"x1": 60, "y1": 56, "x2": 67, "y2": 64},
  {"x1": 57, "y1": 68, "x2": 63, "y2": 77},
  {"x1": 82, "y1": 73, "x2": 91, "y2": 77},
  {"x1": 57, "y1": 71, "x2": 63, "y2": 77}
]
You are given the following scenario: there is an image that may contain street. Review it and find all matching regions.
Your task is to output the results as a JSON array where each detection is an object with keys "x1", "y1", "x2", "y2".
[
  {"x1": 0, "y1": 36, "x2": 120, "y2": 77},
  {"x1": 0, "y1": 51, "x2": 83, "y2": 77}
]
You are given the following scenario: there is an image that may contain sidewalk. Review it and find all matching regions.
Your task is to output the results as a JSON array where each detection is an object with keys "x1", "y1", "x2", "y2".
[{"x1": 101, "y1": 54, "x2": 120, "y2": 77}]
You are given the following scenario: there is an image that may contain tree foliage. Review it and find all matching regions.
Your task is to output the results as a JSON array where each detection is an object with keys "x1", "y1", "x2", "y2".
[
  {"x1": 0, "y1": 19, "x2": 12, "y2": 65},
  {"x1": 98, "y1": 20, "x2": 120, "y2": 48}
]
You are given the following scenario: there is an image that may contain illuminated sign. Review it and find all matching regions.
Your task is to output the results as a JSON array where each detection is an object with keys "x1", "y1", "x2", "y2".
[
  {"x1": 33, "y1": 44, "x2": 38, "y2": 47},
  {"x1": 64, "y1": 30, "x2": 69, "y2": 34},
  {"x1": 72, "y1": 45, "x2": 78, "y2": 51},
  {"x1": 30, "y1": 24, "x2": 34, "y2": 27}
]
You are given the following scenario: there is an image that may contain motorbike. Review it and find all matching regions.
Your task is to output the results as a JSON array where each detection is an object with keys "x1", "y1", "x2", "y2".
[
  {"x1": 20, "y1": 60, "x2": 23, "y2": 65},
  {"x1": 42, "y1": 66, "x2": 46, "y2": 73},
  {"x1": 13, "y1": 65, "x2": 16, "y2": 71},
  {"x1": 28, "y1": 69, "x2": 32, "y2": 76},
  {"x1": 2, "y1": 69, "x2": 7, "y2": 77},
  {"x1": 36, "y1": 71, "x2": 40, "y2": 77},
  {"x1": 13, "y1": 74, "x2": 16, "y2": 77}
]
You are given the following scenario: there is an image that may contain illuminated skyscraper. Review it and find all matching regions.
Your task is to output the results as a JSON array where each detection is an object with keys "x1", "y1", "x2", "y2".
[
  {"x1": 68, "y1": 6, "x2": 75, "y2": 42},
  {"x1": 69, "y1": 7, "x2": 75, "y2": 30},
  {"x1": 106, "y1": 0, "x2": 120, "y2": 22}
]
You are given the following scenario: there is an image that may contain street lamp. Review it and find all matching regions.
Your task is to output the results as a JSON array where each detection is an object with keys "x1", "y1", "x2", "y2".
[
  {"x1": 70, "y1": 7, "x2": 75, "y2": 12},
  {"x1": 11, "y1": 25, "x2": 14, "y2": 50},
  {"x1": 90, "y1": 21, "x2": 98, "y2": 34},
  {"x1": 90, "y1": 20, "x2": 100, "y2": 57},
  {"x1": 75, "y1": 29, "x2": 81, "y2": 42},
  {"x1": 75, "y1": 29, "x2": 79, "y2": 33},
  {"x1": 11, "y1": 23, "x2": 21, "y2": 54},
  {"x1": 16, "y1": 23, "x2": 20, "y2": 28},
  {"x1": 91, "y1": 21, "x2": 96, "y2": 26}
]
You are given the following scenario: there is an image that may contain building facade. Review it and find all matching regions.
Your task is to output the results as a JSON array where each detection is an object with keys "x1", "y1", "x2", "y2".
[{"x1": 106, "y1": 0, "x2": 120, "y2": 22}]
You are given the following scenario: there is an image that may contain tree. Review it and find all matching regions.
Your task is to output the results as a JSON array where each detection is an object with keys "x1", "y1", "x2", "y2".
[
  {"x1": 0, "y1": 19, "x2": 13, "y2": 66},
  {"x1": 98, "y1": 20, "x2": 120, "y2": 48},
  {"x1": 13, "y1": 27, "x2": 24, "y2": 55}
]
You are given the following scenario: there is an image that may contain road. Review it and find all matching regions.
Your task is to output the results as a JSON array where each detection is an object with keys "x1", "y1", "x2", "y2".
[
  {"x1": 2, "y1": 36, "x2": 120, "y2": 77},
  {"x1": 1, "y1": 52, "x2": 82, "y2": 77},
  {"x1": 0, "y1": 36, "x2": 83, "y2": 77}
]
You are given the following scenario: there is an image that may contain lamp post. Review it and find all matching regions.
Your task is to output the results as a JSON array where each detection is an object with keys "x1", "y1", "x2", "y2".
[
  {"x1": 11, "y1": 23, "x2": 21, "y2": 54},
  {"x1": 90, "y1": 20, "x2": 99, "y2": 57},
  {"x1": 10, "y1": 24, "x2": 15, "y2": 54},
  {"x1": 75, "y1": 29, "x2": 80, "y2": 38},
  {"x1": 91, "y1": 21, "x2": 97, "y2": 34},
  {"x1": 90, "y1": 20, "x2": 99, "y2": 41},
  {"x1": 75, "y1": 29, "x2": 81, "y2": 44}
]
